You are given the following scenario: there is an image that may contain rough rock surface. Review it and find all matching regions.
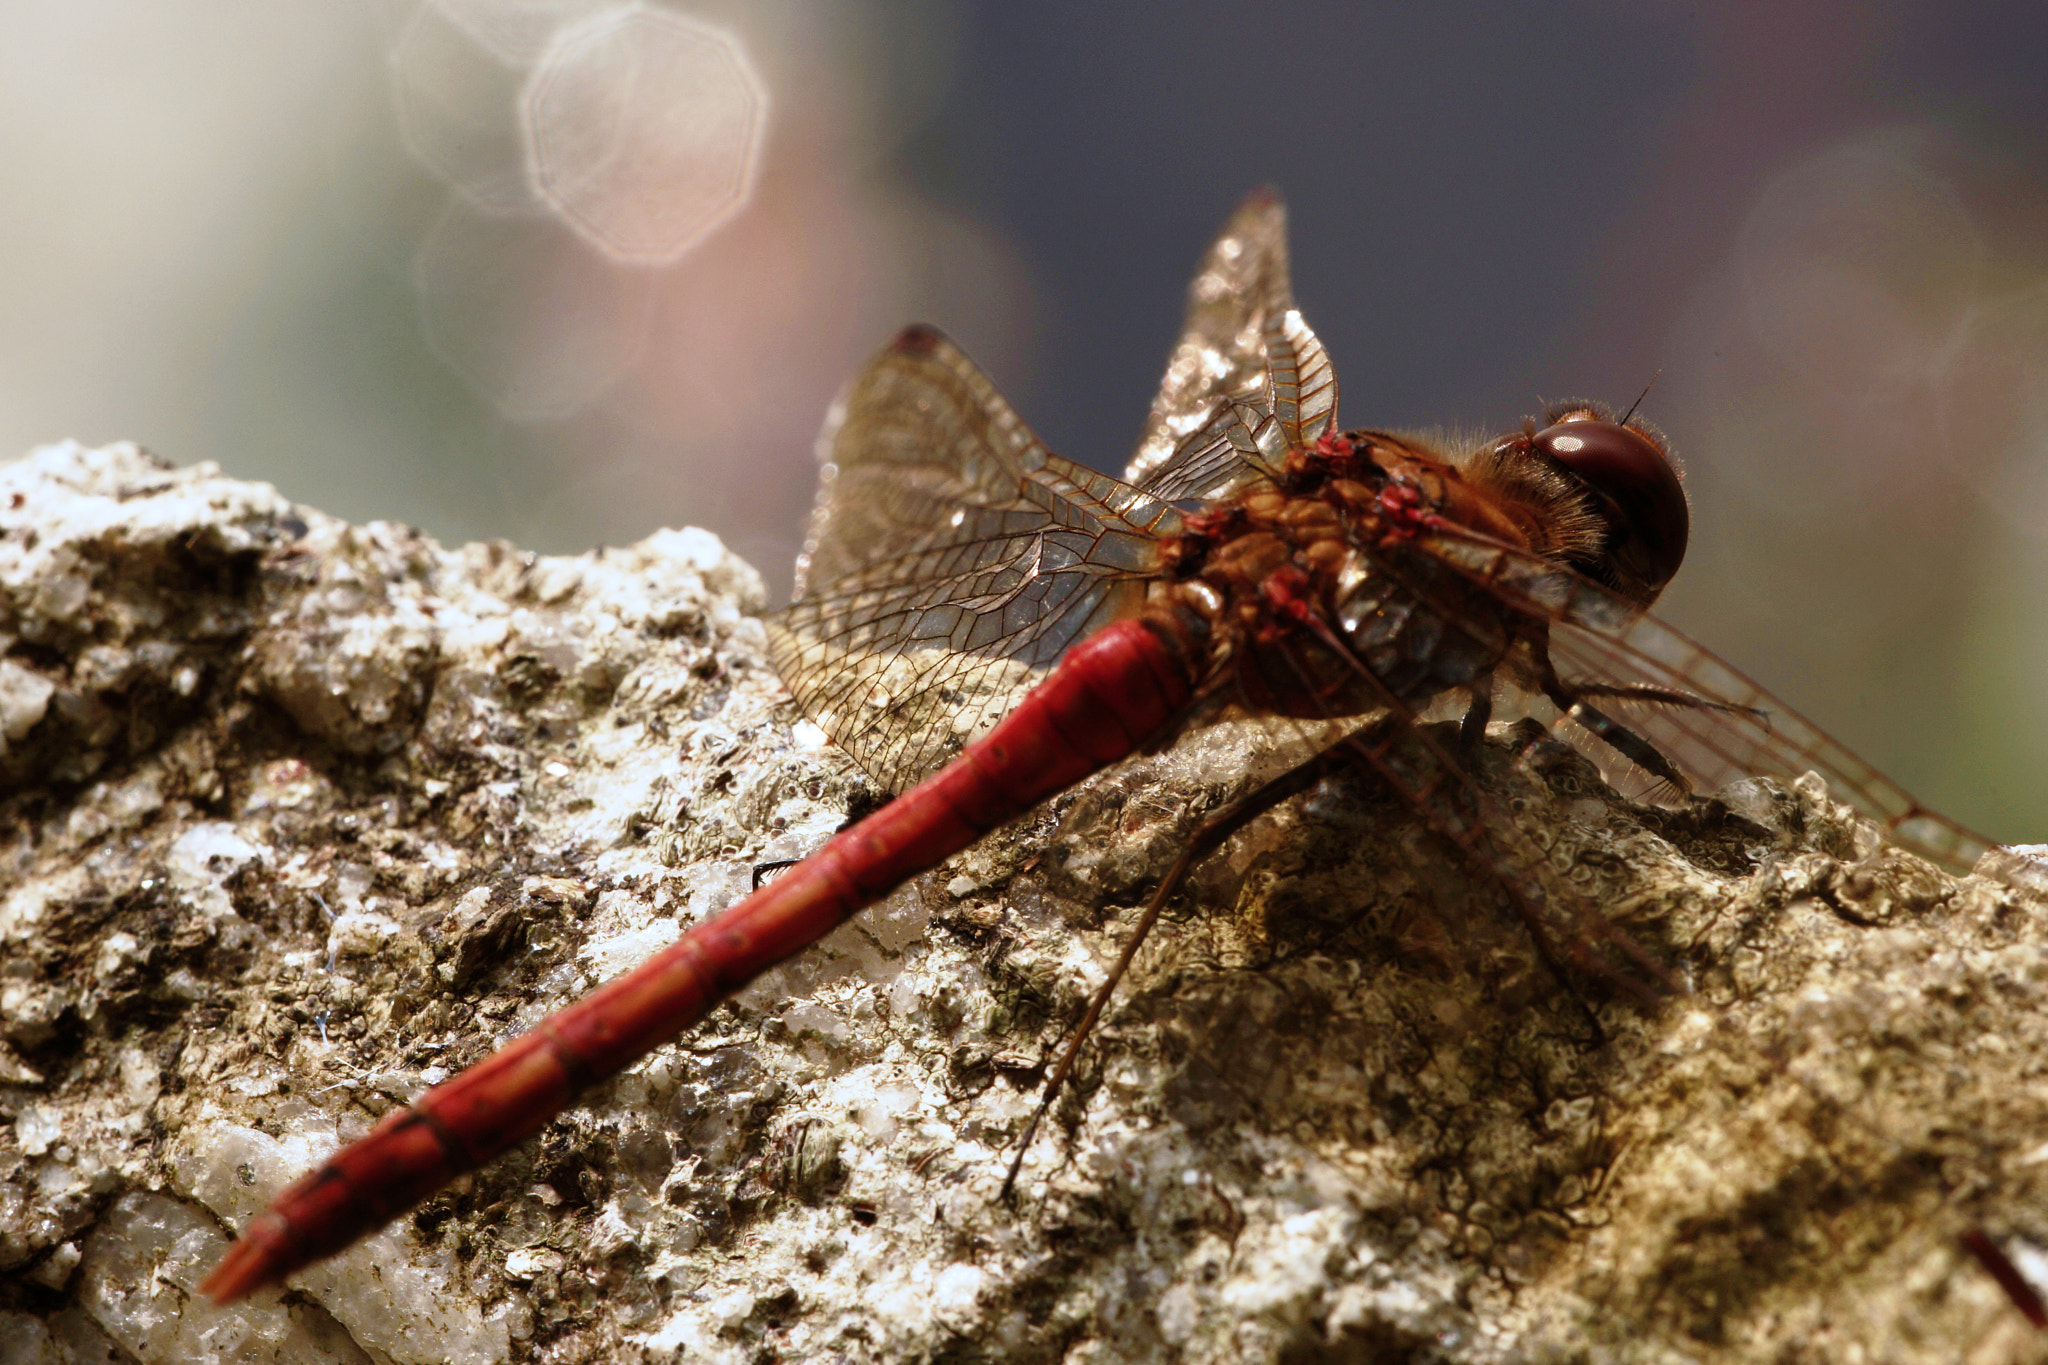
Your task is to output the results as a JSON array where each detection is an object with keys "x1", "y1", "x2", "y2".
[{"x1": 1, "y1": 440, "x2": 2046, "y2": 1364}]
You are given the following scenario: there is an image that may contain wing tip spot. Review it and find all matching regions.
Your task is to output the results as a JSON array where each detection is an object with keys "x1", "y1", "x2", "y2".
[{"x1": 891, "y1": 324, "x2": 947, "y2": 355}]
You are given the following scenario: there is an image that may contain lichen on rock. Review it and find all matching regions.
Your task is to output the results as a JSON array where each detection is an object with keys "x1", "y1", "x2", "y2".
[{"x1": 1, "y1": 441, "x2": 2046, "y2": 1364}]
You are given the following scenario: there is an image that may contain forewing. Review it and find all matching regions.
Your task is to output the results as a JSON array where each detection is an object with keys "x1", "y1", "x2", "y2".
[
  {"x1": 770, "y1": 326, "x2": 1176, "y2": 793},
  {"x1": 1127, "y1": 189, "x2": 1337, "y2": 500},
  {"x1": 1412, "y1": 528, "x2": 1997, "y2": 876}
]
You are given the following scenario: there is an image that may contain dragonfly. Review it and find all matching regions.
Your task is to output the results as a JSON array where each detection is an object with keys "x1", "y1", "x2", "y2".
[{"x1": 201, "y1": 188, "x2": 1999, "y2": 1304}]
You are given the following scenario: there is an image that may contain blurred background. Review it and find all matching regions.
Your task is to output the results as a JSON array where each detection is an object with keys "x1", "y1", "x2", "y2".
[{"x1": 2, "y1": 0, "x2": 2044, "y2": 842}]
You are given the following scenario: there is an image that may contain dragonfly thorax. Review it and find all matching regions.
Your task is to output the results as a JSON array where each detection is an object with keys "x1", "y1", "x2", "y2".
[{"x1": 1156, "y1": 445, "x2": 1522, "y2": 723}]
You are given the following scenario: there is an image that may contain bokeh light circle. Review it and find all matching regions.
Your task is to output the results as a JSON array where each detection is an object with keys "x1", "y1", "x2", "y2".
[
  {"x1": 428, "y1": 0, "x2": 614, "y2": 66},
  {"x1": 391, "y1": 4, "x2": 538, "y2": 213},
  {"x1": 414, "y1": 198, "x2": 654, "y2": 420},
  {"x1": 522, "y1": 5, "x2": 768, "y2": 263}
]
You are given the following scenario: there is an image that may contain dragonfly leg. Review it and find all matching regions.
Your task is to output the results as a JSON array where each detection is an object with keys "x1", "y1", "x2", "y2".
[
  {"x1": 1549, "y1": 695, "x2": 1692, "y2": 798},
  {"x1": 1339, "y1": 703, "x2": 1676, "y2": 1012},
  {"x1": 751, "y1": 858, "x2": 799, "y2": 891},
  {"x1": 1458, "y1": 687, "x2": 1493, "y2": 754},
  {"x1": 1281, "y1": 621, "x2": 1681, "y2": 1007},
  {"x1": 754, "y1": 788, "x2": 894, "y2": 889},
  {"x1": 1000, "y1": 742, "x2": 1352, "y2": 1199},
  {"x1": 1536, "y1": 662, "x2": 1767, "y2": 802}
]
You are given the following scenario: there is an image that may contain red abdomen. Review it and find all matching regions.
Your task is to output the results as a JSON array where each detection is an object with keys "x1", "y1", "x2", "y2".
[{"x1": 202, "y1": 613, "x2": 1200, "y2": 1303}]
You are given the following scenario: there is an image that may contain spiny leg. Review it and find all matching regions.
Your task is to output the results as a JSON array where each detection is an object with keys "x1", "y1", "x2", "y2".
[
  {"x1": 1000, "y1": 739, "x2": 1357, "y2": 1199},
  {"x1": 1332, "y1": 713, "x2": 1641, "y2": 1029},
  {"x1": 1534, "y1": 663, "x2": 1768, "y2": 802},
  {"x1": 1290, "y1": 623, "x2": 1681, "y2": 1004}
]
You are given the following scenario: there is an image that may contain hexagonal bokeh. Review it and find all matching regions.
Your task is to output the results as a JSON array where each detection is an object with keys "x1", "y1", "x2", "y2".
[
  {"x1": 390, "y1": 3, "x2": 538, "y2": 212},
  {"x1": 522, "y1": 5, "x2": 768, "y2": 263},
  {"x1": 428, "y1": 0, "x2": 614, "y2": 66},
  {"x1": 414, "y1": 197, "x2": 654, "y2": 420}
]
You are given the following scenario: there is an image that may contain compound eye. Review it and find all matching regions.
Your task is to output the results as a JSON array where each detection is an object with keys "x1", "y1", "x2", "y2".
[{"x1": 1532, "y1": 416, "x2": 1689, "y2": 602}]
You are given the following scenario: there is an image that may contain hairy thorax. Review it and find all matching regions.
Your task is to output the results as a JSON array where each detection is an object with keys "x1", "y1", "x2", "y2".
[{"x1": 1146, "y1": 431, "x2": 1559, "y2": 722}]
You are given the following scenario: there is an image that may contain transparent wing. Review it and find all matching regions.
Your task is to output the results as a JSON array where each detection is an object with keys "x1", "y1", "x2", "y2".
[
  {"x1": 1411, "y1": 528, "x2": 1996, "y2": 875},
  {"x1": 769, "y1": 326, "x2": 1178, "y2": 793},
  {"x1": 1127, "y1": 189, "x2": 1338, "y2": 501},
  {"x1": 1136, "y1": 396, "x2": 1289, "y2": 504}
]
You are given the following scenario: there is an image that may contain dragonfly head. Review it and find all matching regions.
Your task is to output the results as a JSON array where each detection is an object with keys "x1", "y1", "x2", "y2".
[{"x1": 1531, "y1": 403, "x2": 1689, "y2": 607}]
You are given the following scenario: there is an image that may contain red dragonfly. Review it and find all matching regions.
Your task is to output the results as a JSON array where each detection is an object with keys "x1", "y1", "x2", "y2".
[{"x1": 202, "y1": 188, "x2": 1998, "y2": 1303}]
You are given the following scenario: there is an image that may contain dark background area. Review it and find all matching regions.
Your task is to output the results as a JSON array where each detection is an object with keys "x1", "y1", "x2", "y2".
[
  {"x1": 3, "y1": 1, "x2": 2044, "y2": 839},
  {"x1": 941, "y1": 5, "x2": 2044, "y2": 452}
]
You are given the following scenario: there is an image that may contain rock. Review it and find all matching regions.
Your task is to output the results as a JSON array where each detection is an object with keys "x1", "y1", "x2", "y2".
[{"x1": 1, "y1": 440, "x2": 2045, "y2": 1363}]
